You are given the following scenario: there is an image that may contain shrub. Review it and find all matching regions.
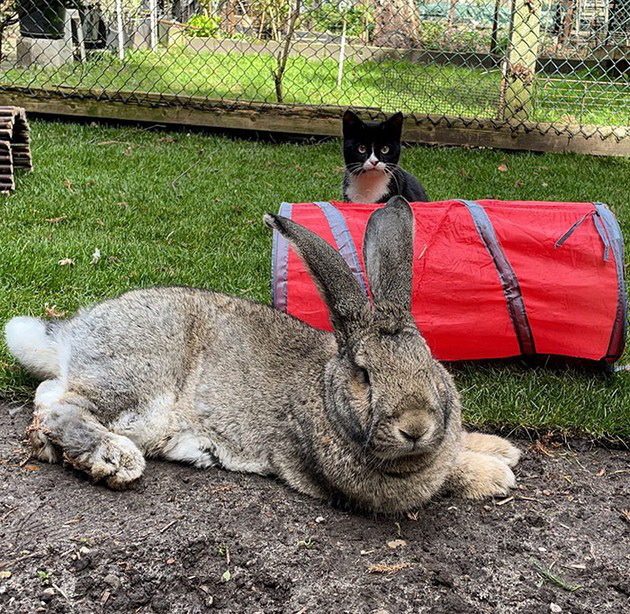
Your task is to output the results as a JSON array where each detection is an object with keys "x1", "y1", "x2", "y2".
[
  {"x1": 186, "y1": 14, "x2": 222, "y2": 38},
  {"x1": 417, "y1": 21, "x2": 509, "y2": 55},
  {"x1": 308, "y1": 2, "x2": 374, "y2": 40}
]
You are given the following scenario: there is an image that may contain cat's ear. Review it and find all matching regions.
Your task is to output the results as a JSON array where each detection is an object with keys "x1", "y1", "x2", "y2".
[
  {"x1": 342, "y1": 110, "x2": 363, "y2": 137},
  {"x1": 384, "y1": 112, "x2": 404, "y2": 138}
]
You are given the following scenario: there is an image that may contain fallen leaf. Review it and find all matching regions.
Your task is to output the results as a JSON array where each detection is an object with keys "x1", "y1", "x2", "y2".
[
  {"x1": 159, "y1": 136, "x2": 175, "y2": 144},
  {"x1": 498, "y1": 163, "x2": 508, "y2": 172},
  {"x1": 550, "y1": 604, "x2": 562, "y2": 613},
  {"x1": 90, "y1": 248, "x2": 101, "y2": 265},
  {"x1": 64, "y1": 179, "x2": 75, "y2": 192},
  {"x1": 386, "y1": 539, "x2": 407, "y2": 549},
  {"x1": 595, "y1": 468, "x2": 605, "y2": 477},
  {"x1": 23, "y1": 464, "x2": 40, "y2": 471},
  {"x1": 45, "y1": 216, "x2": 67, "y2": 224},
  {"x1": 367, "y1": 562, "x2": 411, "y2": 574},
  {"x1": 221, "y1": 569, "x2": 231, "y2": 582},
  {"x1": 44, "y1": 305, "x2": 66, "y2": 318},
  {"x1": 166, "y1": 558, "x2": 175, "y2": 565},
  {"x1": 0, "y1": 571, "x2": 12, "y2": 578},
  {"x1": 58, "y1": 258, "x2": 75, "y2": 267}
]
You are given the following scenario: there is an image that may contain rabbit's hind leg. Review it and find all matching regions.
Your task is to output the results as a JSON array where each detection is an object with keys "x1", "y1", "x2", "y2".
[
  {"x1": 29, "y1": 379, "x2": 146, "y2": 489},
  {"x1": 462, "y1": 432, "x2": 521, "y2": 468}
]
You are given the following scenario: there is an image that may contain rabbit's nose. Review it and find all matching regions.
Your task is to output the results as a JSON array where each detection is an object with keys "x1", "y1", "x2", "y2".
[{"x1": 397, "y1": 428, "x2": 424, "y2": 444}]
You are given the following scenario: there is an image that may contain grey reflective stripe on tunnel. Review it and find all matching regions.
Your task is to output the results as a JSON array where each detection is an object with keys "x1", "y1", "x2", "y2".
[
  {"x1": 458, "y1": 200, "x2": 536, "y2": 356},
  {"x1": 593, "y1": 202, "x2": 628, "y2": 361},
  {"x1": 314, "y1": 201, "x2": 369, "y2": 295},
  {"x1": 271, "y1": 202, "x2": 292, "y2": 311},
  {"x1": 555, "y1": 211, "x2": 593, "y2": 248},
  {"x1": 555, "y1": 209, "x2": 610, "y2": 262}
]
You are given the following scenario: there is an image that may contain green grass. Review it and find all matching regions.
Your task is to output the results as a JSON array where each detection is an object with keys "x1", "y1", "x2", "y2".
[
  {"x1": 2, "y1": 48, "x2": 629, "y2": 126},
  {"x1": 1, "y1": 120, "x2": 629, "y2": 439}
]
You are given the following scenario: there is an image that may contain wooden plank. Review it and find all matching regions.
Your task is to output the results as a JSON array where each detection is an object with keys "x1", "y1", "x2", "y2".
[{"x1": 0, "y1": 88, "x2": 627, "y2": 156}]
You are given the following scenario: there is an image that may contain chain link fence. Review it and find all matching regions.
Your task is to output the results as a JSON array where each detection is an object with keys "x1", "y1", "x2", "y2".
[{"x1": 0, "y1": 0, "x2": 628, "y2": 151}]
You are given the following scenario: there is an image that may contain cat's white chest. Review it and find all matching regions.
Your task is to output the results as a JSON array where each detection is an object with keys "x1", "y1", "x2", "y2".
[{"x1": 346, "y1": 171, "x2": 390, "y2": 203}]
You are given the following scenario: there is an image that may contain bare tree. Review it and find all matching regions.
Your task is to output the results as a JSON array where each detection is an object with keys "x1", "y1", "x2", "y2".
[
  {"x1": 0, "y1": 0, "x2": 18, "y2": 63},
  {"x1": 370, "y1": 0, "x2": 421, "y2": 48},
  {"x1": 273, "y1": 0, "x2": 301, "y2": 103}
]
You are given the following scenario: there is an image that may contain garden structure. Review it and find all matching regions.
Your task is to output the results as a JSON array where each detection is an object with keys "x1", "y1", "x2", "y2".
[{"x1": 0, "y1": 0, "x2": 626, "y2": 154}]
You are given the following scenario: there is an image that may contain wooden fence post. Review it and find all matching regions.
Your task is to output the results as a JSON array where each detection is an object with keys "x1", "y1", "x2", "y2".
[{"x1": 503, "y1": 0, "x2": 542, "y2": 121}]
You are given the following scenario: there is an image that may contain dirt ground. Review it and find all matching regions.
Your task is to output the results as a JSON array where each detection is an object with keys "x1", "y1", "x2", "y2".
[{"x1": 0, "y1": 404, "x2": 628, "y2": 614}]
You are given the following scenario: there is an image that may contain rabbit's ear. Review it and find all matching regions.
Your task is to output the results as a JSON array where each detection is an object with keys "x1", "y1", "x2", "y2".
[
  {"x1": 362, "y1": 196, "x2": 414, "y2": 312},
  {"x1": 265, "y1": 213, "x2": 369, "y2": 341}
]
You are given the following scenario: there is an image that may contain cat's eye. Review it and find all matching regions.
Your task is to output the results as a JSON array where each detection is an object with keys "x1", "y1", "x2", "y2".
[
  {"x1": 358, "y1": 144, "x2": 367, "y2": 154},
  {"x1": 380, "y1": 145, "x2": 390, "y2": 154}
]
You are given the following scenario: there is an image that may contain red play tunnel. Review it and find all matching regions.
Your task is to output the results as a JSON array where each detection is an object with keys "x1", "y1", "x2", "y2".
[{"x1": 271, "y1": 200, "x2": 627, "y2": 364}]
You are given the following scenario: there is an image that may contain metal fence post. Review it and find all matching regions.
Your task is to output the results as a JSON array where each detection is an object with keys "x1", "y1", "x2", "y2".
[{"x1": 503, "y1": 0, "x2": 542, "y2": 121}]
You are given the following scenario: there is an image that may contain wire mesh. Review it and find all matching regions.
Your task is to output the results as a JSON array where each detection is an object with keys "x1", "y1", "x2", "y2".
[{"x1": 0, "y1": 0, "x2": 627, "y2": 146}]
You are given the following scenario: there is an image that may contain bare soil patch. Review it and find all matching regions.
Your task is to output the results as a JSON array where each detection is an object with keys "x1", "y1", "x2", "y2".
[{"x1": 1, "y1": 405, "x2": 628, "y2": 613}]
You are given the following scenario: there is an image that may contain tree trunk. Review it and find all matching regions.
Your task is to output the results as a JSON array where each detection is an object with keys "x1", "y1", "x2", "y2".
[
  {"x1": 448, "y1": 0, "x2": 457, "y2": 27},
  {"x1": 561, "y1": 0, "x2": 575, "y2": 44},
  {"x1": 370, "y1": 0, "x2": 421, "y2": 48}
]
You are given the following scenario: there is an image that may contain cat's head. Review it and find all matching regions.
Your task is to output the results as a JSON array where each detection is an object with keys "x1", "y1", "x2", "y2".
[{"x1": 342, "y1": 110, "x2": 403, "y2": 175}]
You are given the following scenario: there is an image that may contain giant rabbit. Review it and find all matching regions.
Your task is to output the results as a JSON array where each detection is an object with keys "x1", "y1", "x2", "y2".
[{"x1": 5, "y1": 197, "x2": 519, "y2": 513}]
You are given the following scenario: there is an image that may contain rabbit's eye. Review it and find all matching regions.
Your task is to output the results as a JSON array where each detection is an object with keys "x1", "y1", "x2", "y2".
[
  {"x1": 380, "y1": 145, "x2": 390, "y2": 154},
  {"x1": 358, "y1": 144, "x2": 367, "y2": 154},
  {"x1": 355, "y1": 366, "x2": 371, "y2": 387}
]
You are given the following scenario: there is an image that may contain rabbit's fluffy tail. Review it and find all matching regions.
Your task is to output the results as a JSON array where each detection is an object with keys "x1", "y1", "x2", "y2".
[{"x1": 5, "y1": 316, "x2": 62, "y2": 379}]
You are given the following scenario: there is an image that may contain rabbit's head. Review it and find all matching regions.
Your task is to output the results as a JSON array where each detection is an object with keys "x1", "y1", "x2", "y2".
[{"x1": 265, "y1": 196, "x2": 458, "y2": 462}]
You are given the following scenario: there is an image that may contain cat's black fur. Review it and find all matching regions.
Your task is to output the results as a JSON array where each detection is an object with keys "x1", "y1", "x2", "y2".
[{"x1": 342, "y1": 110, "x2": 428, "y2": 203}]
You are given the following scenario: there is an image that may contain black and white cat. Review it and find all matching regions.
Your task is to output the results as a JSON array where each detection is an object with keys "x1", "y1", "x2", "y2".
[{"x1": 342, "y1": 110, "x2": 428, "y2": 203}]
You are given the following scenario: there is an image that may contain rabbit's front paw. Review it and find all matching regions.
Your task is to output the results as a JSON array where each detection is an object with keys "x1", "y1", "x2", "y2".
[
  {"x1": 457, "y1": 452, "x2": 516, "y2": 500},
  {"x1": 463, "y1": 432, "x2": 521, "y2": 468},
  {"x1": 73, "y1": 434, "x2": 146, "y2": 489}
]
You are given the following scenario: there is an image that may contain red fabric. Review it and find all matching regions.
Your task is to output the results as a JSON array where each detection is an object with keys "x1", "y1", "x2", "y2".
[{"x1": 282, "y1": 200, "x2": 623, "y2": 362}]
